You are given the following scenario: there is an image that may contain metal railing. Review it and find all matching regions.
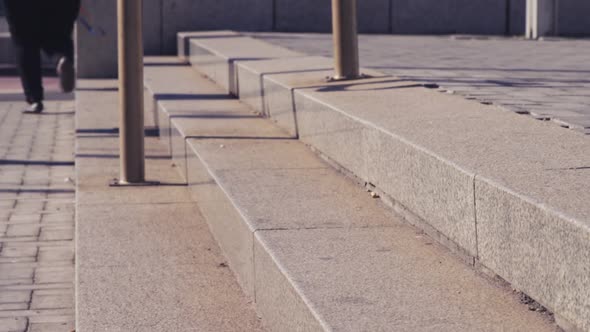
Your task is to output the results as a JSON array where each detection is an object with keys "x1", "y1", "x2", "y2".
[
  {"x1": 114, "y1": 0, "x2": 146, "y2": 185},
  {"x1": 330, "y1": 0, "x2": 361, "y2": 81}
]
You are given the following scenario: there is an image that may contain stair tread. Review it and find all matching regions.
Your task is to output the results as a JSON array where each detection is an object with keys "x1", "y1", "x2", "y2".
[{"x1": 144, "y1": 56, "x2": 557, "y2": 331}]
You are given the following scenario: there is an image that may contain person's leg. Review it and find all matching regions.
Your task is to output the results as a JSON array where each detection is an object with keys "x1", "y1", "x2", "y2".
[
  {"x1": 3, "y1": 0, "x2": 44, "y2": 110},
  {"x1": 41, "y1": 0, "x2": 80, "y2": 92},
  {"x1": 15, "y1": 41, "x2": 43, "y2": 105}
]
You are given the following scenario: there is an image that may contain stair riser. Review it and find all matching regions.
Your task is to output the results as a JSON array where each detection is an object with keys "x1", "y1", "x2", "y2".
[{"x1": 177, "y1": 33, "x2": 590, "y2": 332}]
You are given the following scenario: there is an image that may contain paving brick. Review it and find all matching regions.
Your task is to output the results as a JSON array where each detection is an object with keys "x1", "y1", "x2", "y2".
[
  {"x1": 30, "y1": 292, "x2": 73, "y2": 310},
  {"x1": 34, "y1": 267, "x2": 73, "y2": 284},
  {"x1": 38, "y1": 228, "x2": 73, "y2": 242},
  {"x1": 28, "y1": 322, "x2": 74, "y2": 332},
  {"x1": 0, "y1": 246, "x2": 37, "y2": 258},
  {"x1": 40, "y1": 213, "x2": 73, "y2": 224},
  {"x1": 0, "y1": 99, "x2": 75, "y2": 325},
  {"x1": 42, "y1": 202, "x2": 73, "y2": 213},
  {"x1": 5, "y1": 224, "x2": 40, "y2": 238},
  {"x1": 13, "y1": 202, "x2": 44, "y2": 213},
  {"x1": 0, "y1": 317, "x2": 27, "y2": 332},
  {"x1": 0, "y1": 257, "x2": 36, "y2": 264},
  {"x1": 0, "y1": 290, "x2": 31, "y2": 304},
  {"x1": 0, "y1": 303, "x2": 28, "y2": 311},
  {"x1": 0, "y1": 267, "x2": 34, "y2": 280},
  {"x1": 7, "y1": 214, "x2": 41, "y2": 224},
  {"x1": 37, "y1": 247, "x2": 74, "y2": 263},
  {"x1": 0, "y1": 201, "x2": 15, "y2": 210}
]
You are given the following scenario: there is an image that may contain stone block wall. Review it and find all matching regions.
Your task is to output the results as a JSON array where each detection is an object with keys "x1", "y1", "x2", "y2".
[
  {"x1": 76, "y1": 0, "x2": 590, "y2": 78},
  {"x1": 558, "y1": 0, "x2": 590, "y2": 36}
]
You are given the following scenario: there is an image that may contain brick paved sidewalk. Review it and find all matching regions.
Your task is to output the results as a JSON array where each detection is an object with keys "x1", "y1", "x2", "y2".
[
  {"x1": 0, "y1": 79, "x2": 75, "y2": 332},
  {"x1": 250, "y1": 33, "x2": 590, "y2": 135}
]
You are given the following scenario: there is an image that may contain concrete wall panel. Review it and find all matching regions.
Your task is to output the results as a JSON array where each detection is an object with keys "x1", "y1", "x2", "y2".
[
  {"x1": 143, "y1": 0, "x2": 163, "y2": 55},
  {"x1": 76, "y1": 0, "x2": 117, "y2": 78},
  {"x1": 393, "y1": 0, "x2": 507, "y2": 35},
  {"x1": 509, "y1": 0, "x2": 526, "y2": 35},
  {"x1": 274, "y1": 0, "x2": 389, "y2": 33},
  {"x1": 162, "y1": 0, "x2": 273, "y2": 53},
  {"x1": 453, "y1": 0, "x2": 507, "y2": 34},
  {"x1": 558, "y1": 0, "x2": 590, "y2": 36}
]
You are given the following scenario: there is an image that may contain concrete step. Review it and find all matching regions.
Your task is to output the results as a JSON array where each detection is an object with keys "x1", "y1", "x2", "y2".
[
  {"x1": 179, "y1": 31, "x2": 302, "y2": 95},
  {"x1": 75, "y1": 79, "x2": 267, "y2": 331},
  {"x1": 176, "y1": 31, "x2": 590, "y2": 332},
  {"x1": 144, "y1": 56, "x2": 559, "y2": 331}
]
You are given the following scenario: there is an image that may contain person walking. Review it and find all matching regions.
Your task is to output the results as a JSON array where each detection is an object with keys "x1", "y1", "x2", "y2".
[{"x1": 3, "y1": 0, "x2": 80, "y2": 113}]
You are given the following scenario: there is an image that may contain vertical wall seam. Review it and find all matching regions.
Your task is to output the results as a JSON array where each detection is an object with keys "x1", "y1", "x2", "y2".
[
  {"x1": 473, "y1": 174, "x2": 480, "y2": 262},
  {"x1": 183, "y1": 138, "x2": 189, "y2": 184},
  {"x1": 159, "y1": 0, "x2": 164, "y2": 54},
  {"x1": 553, "y1": 0, "x2": 559, "y2": 35},
  {"x1": 389, "y1": 0, "x2": 394, "y2": 34},
  {"x1": 252, "y1": 230, "x2": 258, "y2": 303},
  {"x1": 290, "y1": 88, "x2": 300, "y2": 140},
  {"x1": 272, "y1": 0, "x2": 277, "y2": 31},
  {"x1": 259, "y1": 74, "x2": 267, "y2": 117},
  {"x1": 505, "y1": 0, "x2": 511, "y2": 35}
]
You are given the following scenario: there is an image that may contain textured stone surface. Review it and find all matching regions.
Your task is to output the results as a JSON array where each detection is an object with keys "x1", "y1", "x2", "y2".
[
  {"x1": 0, "y1": 81, "x2": 75, "y2": 332},
  {"x1": 236, "y1": 63, "x2": 265, "y2": 114},
  {"x1": 295, "y1": 89, "x2": 370, "y2": 180},
  {"x1": 193, "y1": 165, "x2": 395, "y2": 231},
  {"x1": 188, "y1": 36, "x2": 301, "y2": 94},
  {"x1": 171, "y1": 110, "x2": 288, "y2": 140},
  {"x1": 170, "y1": 123, "x2": 188, "y2": 180},
  {"x1": 254, "y1": 236, "x2": 325, "y2": 332},
  {"x1": 186, "y1": 144, "x2": 257, "y2": 297},
  {"x1": 262, "y1": 79, "x2": 298, "y2": 136},
  {"x1": 0, "y1": 317, "x2": 27, "y2": 332},
  {"x1": 76, "y1": 203, "x2": 206, "y2": 268},
  {"x1": 186, "y1": 35, "x2": 590, "y2": 330},
  {"x1": 76, "y1": 79, "x2": 266, "y2": 332},
  {"x1": 476, "y1": 179, "x2": 590, "y2": 332},
  {"x1": 365, "y1": 129, "x2": 477, "y2": 256},
  {"x1": 189, "y1": 41, "x2": 231, "y2": 93},
  {"x1": 256, "y1": 228, "x2": 557, "y2": 332},
  {"x1": 76, "y1": 154, "x2": 192, "y2": 205},
  {"x1": 236, "y1": 56, "x2": 332, "y2": 135},
  {"x1": 188, "y1": 138, "x2": 327, "y2": 171},
  {"x1": 250, "y1": 32, "x2": 590, "y2": 135},
  {"x1": 177, "y1": 30, "x2": 238, "y2": 61},
  {"x1": 78, "y1": 263, "x2": 265, "y2": 332}
]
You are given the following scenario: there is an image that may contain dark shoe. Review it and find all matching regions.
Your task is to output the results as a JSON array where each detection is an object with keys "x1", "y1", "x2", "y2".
[
  {"x1": 57, "y1": 56, "x2": 75, "y2": 93},
  {"x1": 22, "y1": 102, "x2": 44, "y2": 114}
]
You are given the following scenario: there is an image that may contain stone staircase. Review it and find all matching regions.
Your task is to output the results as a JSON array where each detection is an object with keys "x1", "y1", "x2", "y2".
[{"x1": 133, "y1": 30, "x2": 590, "y2": 331}]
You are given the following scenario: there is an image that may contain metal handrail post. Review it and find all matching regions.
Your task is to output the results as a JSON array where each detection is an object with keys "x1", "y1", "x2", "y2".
[
  {"x1": 116, "y1": 0, "x2": 145, "y2": 184},
  {"x1": 331, "y1": 0, "x2": 361, "y2": 80}
]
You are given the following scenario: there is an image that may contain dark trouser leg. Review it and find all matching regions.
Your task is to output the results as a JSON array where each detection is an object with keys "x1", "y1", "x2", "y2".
[
  {"x1": 15, "y1": 42, "x2": 43, "y2": 103},
  {"x1": 3, "y1": 0, "x2": 43, "y2": 103},
  {"x1": 41, "y1": 0, "x2": 80, "y2": 60}
]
